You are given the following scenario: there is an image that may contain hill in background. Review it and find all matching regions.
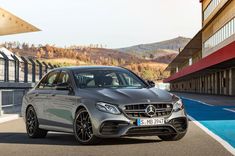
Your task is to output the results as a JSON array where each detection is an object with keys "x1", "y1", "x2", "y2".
[
  {"x1": 0, "y1": 37, "x2": 190, "y2": 82},
  {"x1": 117, "y1": 36, "x2": 190, "y2": 53},
  {"x1": 117, "y1": 37, "x2": 190, "y2": 64}
]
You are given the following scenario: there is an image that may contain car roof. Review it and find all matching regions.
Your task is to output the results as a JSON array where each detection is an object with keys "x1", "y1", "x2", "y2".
[{"x1": 51, "y1": 65, "x2": 126, "y2": 72}]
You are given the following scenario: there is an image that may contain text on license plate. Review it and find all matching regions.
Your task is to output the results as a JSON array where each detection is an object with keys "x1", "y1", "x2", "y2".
[{"x1": 137, "y1": 118, "x2": 165, "y2": 126}]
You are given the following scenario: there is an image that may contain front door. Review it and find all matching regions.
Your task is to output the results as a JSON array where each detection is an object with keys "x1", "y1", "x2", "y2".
[
  {"x1": 42, "y1": 70, "x2": 60, "y2": 126},
  {"x1": 46, "y1": 71, "x2": 76, "y2": 132}
]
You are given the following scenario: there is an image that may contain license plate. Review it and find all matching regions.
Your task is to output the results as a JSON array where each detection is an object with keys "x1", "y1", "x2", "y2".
[{"x1": 137, "y1": 118, "x2": 165, "y2": 126}]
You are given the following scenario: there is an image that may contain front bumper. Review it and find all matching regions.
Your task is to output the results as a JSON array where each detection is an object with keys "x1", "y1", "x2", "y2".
[{"x1": 88, "y1": 106, "x2": 188, "y2": 138}]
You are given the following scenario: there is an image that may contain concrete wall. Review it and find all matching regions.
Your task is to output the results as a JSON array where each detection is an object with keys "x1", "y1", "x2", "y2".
[{"x1": 0, "y1": 82, "x2": 33, "y2": 116}]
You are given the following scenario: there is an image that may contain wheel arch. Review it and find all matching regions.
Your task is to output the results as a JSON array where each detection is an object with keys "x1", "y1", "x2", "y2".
[
  {"x1": 75, "y1": 105, "x2": 87, "y2": 115},
  {"x1": 25, "y1": 104, "x2": 40, "y2": 123},
  {"x1": 25, "y1": 104, "x2": 33, "y2": 116}
]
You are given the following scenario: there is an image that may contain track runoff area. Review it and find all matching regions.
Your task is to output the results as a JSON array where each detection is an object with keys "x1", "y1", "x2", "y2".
[{"x1": 182, "y1": 97, "x2": 235, "y2": 155}]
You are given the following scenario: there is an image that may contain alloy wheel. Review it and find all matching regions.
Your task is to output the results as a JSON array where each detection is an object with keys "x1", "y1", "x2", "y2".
[
  {"x1": 26, "y1": 108, "x2": 37, "y2": 136},
  {"x1": 75, "y1": 109, "x2": 93, "y2": 142}
]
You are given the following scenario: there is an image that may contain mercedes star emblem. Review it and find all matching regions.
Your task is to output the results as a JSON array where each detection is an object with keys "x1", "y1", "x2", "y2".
[{"x1": 145, "y1": 105, "x2": 156, "y2": 117}]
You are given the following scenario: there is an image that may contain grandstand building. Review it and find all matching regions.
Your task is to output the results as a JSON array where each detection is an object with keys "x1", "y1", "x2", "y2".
[{"x1": 164, "y1": 0, "x2": 235, "y2": 95}]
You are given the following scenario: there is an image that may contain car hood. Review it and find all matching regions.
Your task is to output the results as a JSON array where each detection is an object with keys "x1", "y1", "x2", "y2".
[{"x1": 78, "y1": 87, "x2": 173, "y2": 105}]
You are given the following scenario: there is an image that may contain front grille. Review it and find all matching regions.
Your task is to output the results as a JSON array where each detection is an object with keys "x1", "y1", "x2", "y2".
[
  {"x1": 170, "y1": 118, "x2": 187, "y2": 132},
  {"x1": 126, "y1": 126, "x2": 176, "y2": 136},
  {"x1": 123, "y1": 103, "x2": 173, "y2": 118}
]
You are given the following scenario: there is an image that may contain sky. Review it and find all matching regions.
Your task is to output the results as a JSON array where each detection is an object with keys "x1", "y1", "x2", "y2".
[{"x1": 1, "y1": 0, "x2": 201, "y2": 48}]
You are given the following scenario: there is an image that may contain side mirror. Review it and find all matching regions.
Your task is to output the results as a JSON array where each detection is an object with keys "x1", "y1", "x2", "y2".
[{"x1": 147, "y1": 80, "x2": 155, "y2": 88}]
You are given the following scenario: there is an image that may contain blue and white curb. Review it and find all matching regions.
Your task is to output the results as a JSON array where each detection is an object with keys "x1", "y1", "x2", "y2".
[{"x1": 182, "y1": 97, "x2": 235, "y2": 155}]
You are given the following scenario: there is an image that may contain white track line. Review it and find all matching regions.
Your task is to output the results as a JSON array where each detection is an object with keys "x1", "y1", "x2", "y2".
[
  {"x1": 181, "y1": 97, "x2": 214, "y2": 107},
  {"x1": 188, "y1": 115, "x2": 235, "y2": 155},
  {"x1": 223, "y1": 108, "x2": 235, "y2": 113}
]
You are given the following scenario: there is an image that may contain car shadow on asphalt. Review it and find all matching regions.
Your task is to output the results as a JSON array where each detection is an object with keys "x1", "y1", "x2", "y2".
[{"x1": 0, "y1": 132, "x2": 162, "y2": 146}]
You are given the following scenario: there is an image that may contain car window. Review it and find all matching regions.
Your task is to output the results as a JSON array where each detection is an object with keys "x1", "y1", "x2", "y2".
[
  {"x1": 121, "y1": 73, "x2": 142, "y2": 87},
  {"x1": 83, "y1": 72, "x2": 121, "y2": 87},
  {"x1": 76, "y1": 73, "x2": 94, "y2": 88},
  {"x1": 106, "y1": 72, "x2": 121, "y2": 86},
  {"x1": 74, "y1": 70, "x2": 146, "y2": 88},
  {"x1": 57, "y1": 71, "x2": 71, "y2": 86},
  {"x1": 37, "y1": 76, "x2": 47, "y2": 89},
  {"x1": 44, "y1": 71, "x2": 59, "y2": 89}
]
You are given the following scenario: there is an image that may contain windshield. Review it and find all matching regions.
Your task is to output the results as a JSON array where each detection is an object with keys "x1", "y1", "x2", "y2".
[{"x1": 73, "y1": 69, "x2": 147, "y2": 89}]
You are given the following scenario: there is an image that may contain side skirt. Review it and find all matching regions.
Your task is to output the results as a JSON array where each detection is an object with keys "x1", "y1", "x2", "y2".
[
  {"x1": 38, "y1": 118, "x2": 73, "y2": 133},
  {"x1": 39, "y1": 125, "x2": 73, "y2": 133}
]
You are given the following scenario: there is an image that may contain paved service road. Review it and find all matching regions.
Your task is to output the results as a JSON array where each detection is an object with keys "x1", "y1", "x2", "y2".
[{"x1": 0, "y1": 119, "x2": 232, "y2": 156}]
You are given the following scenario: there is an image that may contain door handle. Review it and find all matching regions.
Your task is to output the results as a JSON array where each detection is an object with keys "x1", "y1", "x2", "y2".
[
  {"x1": 35, "y1": 93, "x2": 39, "y2": 97},
  {"x1": 51, "y1": 94, "x2": 56, "y2": 97}
]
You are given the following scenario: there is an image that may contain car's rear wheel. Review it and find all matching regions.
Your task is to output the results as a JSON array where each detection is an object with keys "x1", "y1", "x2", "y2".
[
  {"x1": 74, "y1": 108, "x2": 100, "y2": 145},
  {"x1": 158, "y1": 132, "x2": 187, "y2": 141},
  {"x1": 26, "y1": 106, "x2": 47, "y2": 138}
]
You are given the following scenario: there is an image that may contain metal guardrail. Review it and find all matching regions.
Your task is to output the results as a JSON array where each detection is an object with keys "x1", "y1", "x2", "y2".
[{"x1": 0, "y1": 49, "x2": 59, "y2": 83}]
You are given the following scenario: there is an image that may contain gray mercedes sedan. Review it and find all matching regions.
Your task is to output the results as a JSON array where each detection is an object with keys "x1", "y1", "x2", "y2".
[{"x1": 22, "y1": 66, "x2": 188, "y2": 145}]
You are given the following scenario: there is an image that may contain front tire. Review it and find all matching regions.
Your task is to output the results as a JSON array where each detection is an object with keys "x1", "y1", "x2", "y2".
[
  {"x1": 26, "y1": 106, "x2": 47, "y2": 138},
  {"x1": 73, "y1": 108, "x2": 100, "y2": 145},
  {"x1": 158, "y1": 132, "x2": 187, "y2": 141}
]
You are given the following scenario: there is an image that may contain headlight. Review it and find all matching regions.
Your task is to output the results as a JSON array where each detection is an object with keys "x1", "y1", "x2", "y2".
[
  {"x1": 96, "y1": 102, "x2": 121, "y2": 115},
  {"x1": 173, "y1": 99, "x2": 184, "y2": 112}
]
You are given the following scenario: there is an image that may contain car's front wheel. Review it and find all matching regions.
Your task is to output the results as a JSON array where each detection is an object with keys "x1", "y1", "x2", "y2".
[
  {"x1": 158, "y1": 132, "x2": 187, "y2": 141},
  {"x1": 73, "y1": 108, "x2": 100, "y2": 145},
  {"x1": 26, "y1": 106, "x2": 48, "y2": 138}
]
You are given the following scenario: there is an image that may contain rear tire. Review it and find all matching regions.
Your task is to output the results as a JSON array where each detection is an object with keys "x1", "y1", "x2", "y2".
[
  {"x1": 158, "y1": 132, "x2": 186, "y2": 141},
  {"x1": 73, "y1": 108, "x2": 100, "y2": 145},
  {"x1": 26, "y1": 106, "x2": 48, "y2": 138}
]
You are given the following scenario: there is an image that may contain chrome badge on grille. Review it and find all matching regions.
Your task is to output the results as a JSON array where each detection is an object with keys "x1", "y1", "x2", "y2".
[{"x1": 145, "y1": 105, "x2": 156, "y2": 117}]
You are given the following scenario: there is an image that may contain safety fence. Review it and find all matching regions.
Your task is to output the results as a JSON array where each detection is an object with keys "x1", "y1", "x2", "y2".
[{"x1": 0, "y1": 48, "x2": 58, "y2": 83}]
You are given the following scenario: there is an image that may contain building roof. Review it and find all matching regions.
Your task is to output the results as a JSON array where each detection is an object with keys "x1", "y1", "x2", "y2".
[
  {"x1": 165, "y1": 30, "x2": 202, "y2": 71},
  {"x1": 0, "y1": 8, "x2": 40, "y2": 36}
]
